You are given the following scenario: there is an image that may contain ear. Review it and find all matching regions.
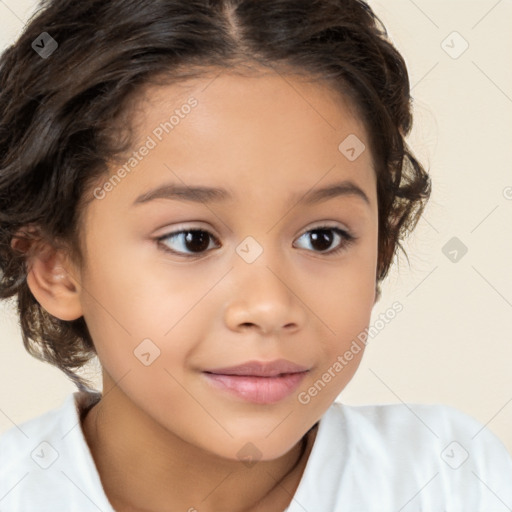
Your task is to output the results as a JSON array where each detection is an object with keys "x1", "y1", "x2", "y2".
[{"x1": 11, "y1": 230, "x2": 83, "y2": 321}]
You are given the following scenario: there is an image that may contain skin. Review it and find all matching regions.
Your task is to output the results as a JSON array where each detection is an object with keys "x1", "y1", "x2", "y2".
[{"x1": 22, "y1": 67, "x2": 379, "y2": 512}]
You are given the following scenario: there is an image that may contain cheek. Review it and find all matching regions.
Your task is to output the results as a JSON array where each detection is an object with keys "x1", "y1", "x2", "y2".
[
  {"x1": 311, "y1": 278, "x2": 373, "y2": 386},
  {"x1": 78, "y1": 241, "x2": 212, "y2": 383},
  {"x1": 296, "y1": 234, "x2": 377, "y2": 408},
  {"x1": 318, "y1": 233, "x2": 378, "y2": 337}
]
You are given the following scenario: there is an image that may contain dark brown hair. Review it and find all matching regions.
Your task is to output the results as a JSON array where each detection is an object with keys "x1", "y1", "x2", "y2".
[{"x1": 0, "y1": 0, "x2": 430, "y2": 389}]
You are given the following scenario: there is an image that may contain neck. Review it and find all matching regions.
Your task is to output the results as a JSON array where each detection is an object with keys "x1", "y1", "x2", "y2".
[{"x1": 81, "y1": 374, "x2": 317, "y2": 512}]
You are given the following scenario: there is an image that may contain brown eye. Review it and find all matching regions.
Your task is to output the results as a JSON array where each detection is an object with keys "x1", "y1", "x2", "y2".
[
  {"x1": 293, "y1": 226, "x2": 355, "y2": 255},
  {"x1": 157, "y1": 229, "x2": 219, "y2": 257},
  {"x1": 156, "y1": 225, "x2": 355, "y2": 259},
  {"x1": 309, "y1": 229, "x2": 335, "y2": 252}
]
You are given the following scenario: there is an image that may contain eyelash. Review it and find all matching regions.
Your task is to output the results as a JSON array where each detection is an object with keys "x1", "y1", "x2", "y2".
[{"x1": 156, "y1": 225, "x2": 356, "y2": 259}]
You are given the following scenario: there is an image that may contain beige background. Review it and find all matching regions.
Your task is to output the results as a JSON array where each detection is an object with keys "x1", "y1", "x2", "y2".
[{"x1": 1, "y1": 0, "x2": 511, "y2": 454}]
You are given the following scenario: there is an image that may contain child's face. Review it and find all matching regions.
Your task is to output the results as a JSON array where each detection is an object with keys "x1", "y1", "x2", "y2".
[{"x1": 75, "y1": 69, "x2": 378, "y2": 460}]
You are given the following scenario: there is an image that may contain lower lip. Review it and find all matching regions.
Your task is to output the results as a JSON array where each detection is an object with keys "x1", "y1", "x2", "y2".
[{"x1": 203, "y1": 372, "x2": 308, "y2": 404}]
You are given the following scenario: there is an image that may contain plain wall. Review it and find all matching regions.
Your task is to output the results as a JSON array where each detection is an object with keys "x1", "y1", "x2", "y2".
[{"x1": 1, "y1": 0, "x2": 511, "y2": 454}]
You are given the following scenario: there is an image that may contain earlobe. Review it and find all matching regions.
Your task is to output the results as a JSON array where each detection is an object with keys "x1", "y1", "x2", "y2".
[{"x1": 12, "y1": 234, "x2": 84, "y2": 321}]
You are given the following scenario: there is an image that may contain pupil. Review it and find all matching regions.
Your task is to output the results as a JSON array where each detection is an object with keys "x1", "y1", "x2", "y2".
[
  {"x1": 310, "y1": 229, "x2": 332, "y2": 251},
  {"x1": 185, "y1": 231, "x2": 209, "y2": 252}
]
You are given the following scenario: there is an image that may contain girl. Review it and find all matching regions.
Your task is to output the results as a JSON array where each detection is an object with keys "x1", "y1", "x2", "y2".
[{"x1": 0, "y1": 0, "x2": 511, "y2": 510}]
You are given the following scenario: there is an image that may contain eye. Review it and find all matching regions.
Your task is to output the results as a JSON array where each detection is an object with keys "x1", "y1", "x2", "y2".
[
  {"x1": 157, "y1": 229, "x2": 220, "y2": 257},
  {"x1": 156, "y1": 225, "x2": 356, "y2": 259},
  {"x1": 293, "y1": 225, "x2": 355, "y2": 255}
]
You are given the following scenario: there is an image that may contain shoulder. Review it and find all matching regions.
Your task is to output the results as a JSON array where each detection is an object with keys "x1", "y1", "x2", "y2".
[
  {"x1": 0, "y1": 394, "x2": 76, "y2": 471},
  {"x1": 0, "y1": 391, "x2": 101, "y2": 457},
  {"x1": 328, "y1": 400, "x2": 512, "y2": 465},
  {"x1": 0, "y1": 391, "x2": 109, "y2": 511},
  {"x1": 330, "y1": 400, "x2": 491, "y2": 440},
  {"x1": 0, "y1": 393, "x2": 75, "y2": 506},
  {"x1": 316, "y1": 401, "x2": 512, "y2": 509}
]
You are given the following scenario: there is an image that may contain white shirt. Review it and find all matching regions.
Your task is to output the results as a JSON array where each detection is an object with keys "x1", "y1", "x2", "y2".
[{"x1": 1, "y1": 391, "x2": 511, "y2": 511}]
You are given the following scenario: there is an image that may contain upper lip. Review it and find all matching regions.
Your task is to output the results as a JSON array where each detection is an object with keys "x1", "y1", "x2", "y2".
[{"x1": 204, "y1": 359, "x2": 310, "y2": 377}]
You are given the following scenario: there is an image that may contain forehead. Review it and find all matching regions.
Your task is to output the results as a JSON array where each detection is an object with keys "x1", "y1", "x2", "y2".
[
  {"x1": 132, "y1": 68, "x2": 366, "y2": 146},
  {"x1": 90, "y1": 68, "x2": 376, "y2": 218}
]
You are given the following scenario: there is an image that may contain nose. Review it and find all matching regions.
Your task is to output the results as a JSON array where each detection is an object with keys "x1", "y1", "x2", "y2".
[{"x1": 223, "y1": 251, "x2": 306, "y2": 336}]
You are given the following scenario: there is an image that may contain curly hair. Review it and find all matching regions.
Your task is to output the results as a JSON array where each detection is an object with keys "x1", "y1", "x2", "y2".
[{"x1": 0, "y1": 0, "x2": 430, "y2": 389}]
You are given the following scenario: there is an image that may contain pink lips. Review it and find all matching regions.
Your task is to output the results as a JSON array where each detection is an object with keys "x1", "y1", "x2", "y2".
[{"x1": 203, "y1": 359, "x2": 310, "y2": 404}]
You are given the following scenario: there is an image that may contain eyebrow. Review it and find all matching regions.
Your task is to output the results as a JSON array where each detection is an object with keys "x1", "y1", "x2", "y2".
[{"x1": 133, "y1": 180, "x2": 370, "y2": 207}]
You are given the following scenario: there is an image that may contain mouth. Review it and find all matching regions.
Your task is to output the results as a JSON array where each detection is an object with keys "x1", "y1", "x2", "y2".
[
  {"x1": 203, "y1": 359, "x2": 310, "y2": 377},
  {"x1": 202, "y1": 359, "x2": 310, "y2": 404}
]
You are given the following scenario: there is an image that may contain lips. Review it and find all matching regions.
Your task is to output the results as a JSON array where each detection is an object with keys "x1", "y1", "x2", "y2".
[
  {"x1": 202, "y1": 359, "x2": 310, "y2": 404},
  {"x1": 203, "y1": 359, "x2": 310, "y2": 377}
]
